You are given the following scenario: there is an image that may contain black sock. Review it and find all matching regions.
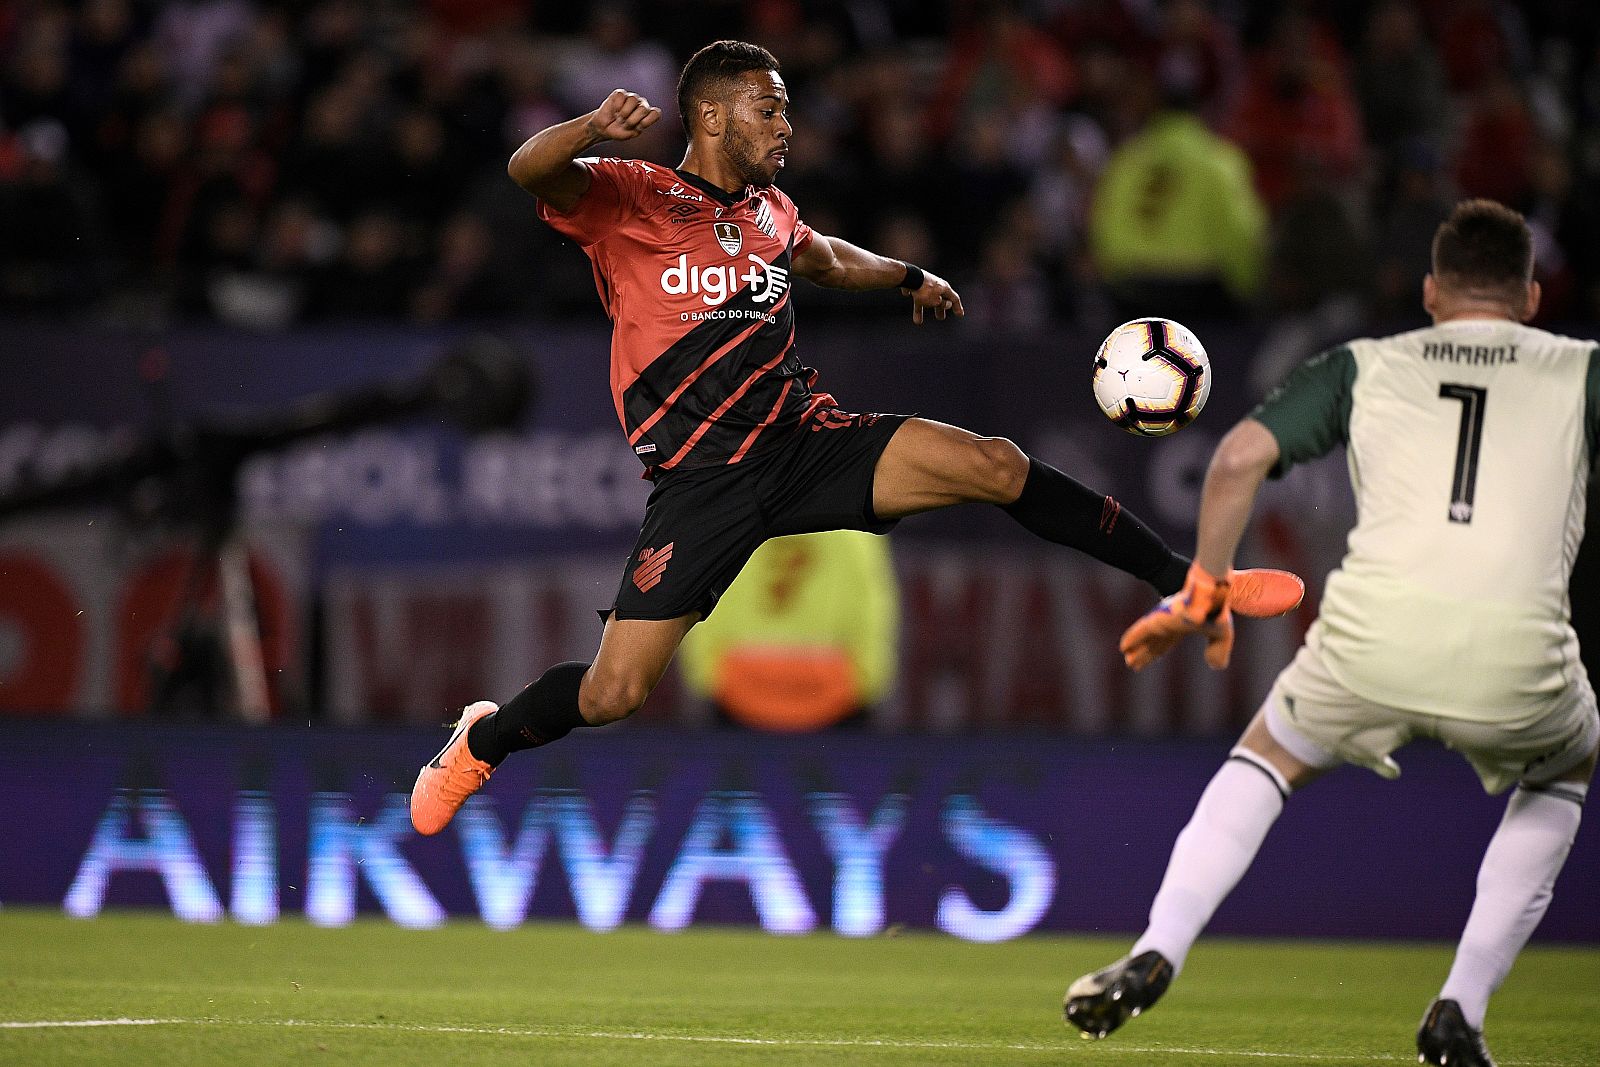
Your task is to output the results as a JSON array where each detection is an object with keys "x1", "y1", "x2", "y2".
[
  {"x1": 467, "y1": 661, "x2": 590, "y2": 767},
  {"x1": 1001, "y1": 457, "x2": 1190, "y2": 596}
]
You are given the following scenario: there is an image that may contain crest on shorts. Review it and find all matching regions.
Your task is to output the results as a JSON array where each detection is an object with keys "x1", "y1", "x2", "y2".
[
  {"x1": 714, "y1": 222, "x2": 742, "y2": 256},
  {"x1": 633, "y1": 543, "x2": 674, "y2": 593}
]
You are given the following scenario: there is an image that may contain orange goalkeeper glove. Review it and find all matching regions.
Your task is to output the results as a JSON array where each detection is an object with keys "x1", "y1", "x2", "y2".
[{"x1": 1120, "y1": 563, "x2": 1235, "y2": 671}]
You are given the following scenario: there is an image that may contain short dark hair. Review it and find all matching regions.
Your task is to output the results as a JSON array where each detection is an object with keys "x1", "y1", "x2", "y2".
[
  {"x1": 1431, "y1": 199, "x2": 1534, "y2": 296},
  {"x1": 676, "y1": 40, "x2": 779, "y2": 138}
]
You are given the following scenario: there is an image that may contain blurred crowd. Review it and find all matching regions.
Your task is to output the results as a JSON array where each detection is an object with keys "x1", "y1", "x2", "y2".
[{"x1": 3, "y1": 0, "x2": 1600, "y2": 340}]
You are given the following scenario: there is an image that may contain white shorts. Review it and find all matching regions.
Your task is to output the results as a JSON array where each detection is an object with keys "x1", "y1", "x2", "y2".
[{"x1": 1261, "y1": 639, "x2": 1599, "y2": 795}]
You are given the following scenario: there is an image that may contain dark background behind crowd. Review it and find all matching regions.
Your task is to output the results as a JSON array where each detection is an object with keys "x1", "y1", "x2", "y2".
[{"x1": 4, "y1": 0, "x2": 1600, "y2": 340}]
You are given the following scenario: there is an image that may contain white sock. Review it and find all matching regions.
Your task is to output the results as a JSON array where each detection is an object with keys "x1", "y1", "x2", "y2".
[
  {"x1": 1439, "y1": 783, "x2": 1586, "y2": 1028},
  {"x1": 1132, "y1": 752, "x2": 1288, "y2": 975}
]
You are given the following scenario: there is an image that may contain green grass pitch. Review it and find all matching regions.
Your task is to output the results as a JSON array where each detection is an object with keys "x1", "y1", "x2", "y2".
[{"x1": 1, "y1": 910, "x2": 1595, "y2": 1065}]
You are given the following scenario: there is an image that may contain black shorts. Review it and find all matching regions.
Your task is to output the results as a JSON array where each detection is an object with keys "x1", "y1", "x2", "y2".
[{"x1": 605, "y1": 410, "x2": 912, "y2": 621}]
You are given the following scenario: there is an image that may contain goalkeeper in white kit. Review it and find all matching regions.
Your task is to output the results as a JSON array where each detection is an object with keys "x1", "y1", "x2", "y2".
[{"x1": 1065, "y1": 199, "x2": 1598, "y2": 1067}]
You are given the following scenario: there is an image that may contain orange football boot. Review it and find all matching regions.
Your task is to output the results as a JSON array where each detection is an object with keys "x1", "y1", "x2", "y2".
[
  {"x1": 410, "y1": 700, "x2": 498, "y2": 836},
  {"x1": 1227, "y1": 568, "x2": 1305, "y2": 618}
]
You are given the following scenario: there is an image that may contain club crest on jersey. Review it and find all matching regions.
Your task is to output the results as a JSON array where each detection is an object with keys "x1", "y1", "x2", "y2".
[{"x1": 714, "y1": 222, "x2": 742, "y2": 256}]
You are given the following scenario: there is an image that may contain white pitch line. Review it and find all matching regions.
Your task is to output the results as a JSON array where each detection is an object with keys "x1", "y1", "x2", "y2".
[
  {"x1": 255, "y1": 1020, "x2": 1393, "y2": 1058},
  {"x1": 0, "y1": 1019, "x2": 175, "y2": 1029},
  {"x1": 0, "y1": 1018, "x2": 1581, "y2": 1066}
]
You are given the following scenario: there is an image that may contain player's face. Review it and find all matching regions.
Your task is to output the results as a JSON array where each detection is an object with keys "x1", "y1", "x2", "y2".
[{"x1": 722, "y1": 70, "x2": 790, "y2": 188}]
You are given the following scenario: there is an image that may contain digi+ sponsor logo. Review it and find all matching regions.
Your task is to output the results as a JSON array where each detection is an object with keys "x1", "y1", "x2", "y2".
[{"x1": 660, "y1": 253, "x2": 789, "y2": 306}]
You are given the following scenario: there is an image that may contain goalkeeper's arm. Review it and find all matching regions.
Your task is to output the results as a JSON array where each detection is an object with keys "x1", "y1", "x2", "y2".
[
  {"x1": 1118, "y1": 418, "x2": 1282, "y2": 672},
  {"x1": 1192, "y1": 418, "x2": 1281, "y2": 578}
]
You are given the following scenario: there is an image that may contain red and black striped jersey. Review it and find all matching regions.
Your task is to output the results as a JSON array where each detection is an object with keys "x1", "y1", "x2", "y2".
[{"x1": 538, "y1": 158, "x2": 835, "y2": 470}]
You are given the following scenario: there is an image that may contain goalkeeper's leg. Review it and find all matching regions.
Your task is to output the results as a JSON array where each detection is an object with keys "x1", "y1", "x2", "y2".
[
  {"x1": 1067, "y1": 711, "x2": 1327, "y2": 1037},
  {"x1": 1131, "y1": 713, "x2": 1325, "y2": 973},
  {"x1": 1432, "y1": 745, "x2": 1593, "y2": 1040}
]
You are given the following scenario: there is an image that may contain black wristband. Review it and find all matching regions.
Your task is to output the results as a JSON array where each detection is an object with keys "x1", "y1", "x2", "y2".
[{"x1": 899, "y1": 261, "x2": 925, "y2": 292}]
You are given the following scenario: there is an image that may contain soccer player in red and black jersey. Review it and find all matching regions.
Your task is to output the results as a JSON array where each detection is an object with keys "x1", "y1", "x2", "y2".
[{"x1": 411, "y1": 40, "x2": 1304, "y2": 834}]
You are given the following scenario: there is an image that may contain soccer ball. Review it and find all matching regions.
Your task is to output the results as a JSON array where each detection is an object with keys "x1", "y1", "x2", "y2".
[{"x1": 1092, "y1": 317, "x2": 1211, "y2": 437}]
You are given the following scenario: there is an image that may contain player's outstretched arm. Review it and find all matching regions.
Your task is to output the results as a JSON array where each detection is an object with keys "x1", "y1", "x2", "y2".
[
  {"x1": 507, "y1": 89, "x2": 662, "y2": 212},
  {"x1": 792, "y1": 234, "x2": 963, "y2": 324}
]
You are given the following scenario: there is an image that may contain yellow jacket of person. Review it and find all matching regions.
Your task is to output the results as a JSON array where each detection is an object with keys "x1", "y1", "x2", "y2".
[
  {"x1": 679, "y1": 531, "x2": 899, "y2": 731},
  {"x1": 1089, "y1": 111, "x2": 1267, "y2": 302}
]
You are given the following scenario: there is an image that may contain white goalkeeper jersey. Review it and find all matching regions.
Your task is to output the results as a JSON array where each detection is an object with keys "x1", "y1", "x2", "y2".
[{"x1": 1252, "y1": 319, "x2": 1600, "y2": 721}]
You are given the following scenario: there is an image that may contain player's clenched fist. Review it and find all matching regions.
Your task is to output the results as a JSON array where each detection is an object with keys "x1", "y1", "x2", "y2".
[{"x1": 586, "y1": 90, "x2": 663, "y2": 142}]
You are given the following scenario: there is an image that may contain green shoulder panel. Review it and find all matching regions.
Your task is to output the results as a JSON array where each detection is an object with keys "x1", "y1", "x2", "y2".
[
  {"x1": 1248, "y1": 344, "x2": 1358, "y2": 478},
  {"x1": 1587, "y1": 346, "x2": 1600, "y2": 464}
]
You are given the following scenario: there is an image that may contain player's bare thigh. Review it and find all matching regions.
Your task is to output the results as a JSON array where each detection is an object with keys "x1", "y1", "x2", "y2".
[
  {"x1": 1236, "y1": 711, "x2": 1327, "y2": 790},
  {"x1": 870, "y1": 417, "x2": 1029, "y2": 519},
  {"x1": 579, "y1": 612, "x2": 698, "y2": 726},
  {"x1": 1558, "y1": 743, "x2": 1597, "y2": 785}
]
